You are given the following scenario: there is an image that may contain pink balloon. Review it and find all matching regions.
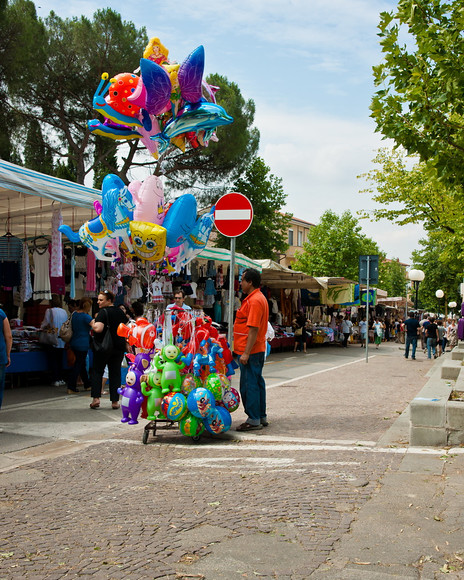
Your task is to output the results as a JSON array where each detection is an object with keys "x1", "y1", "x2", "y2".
[{"x1": 132, "y1": 175, "x2": 165, "y2": 225}]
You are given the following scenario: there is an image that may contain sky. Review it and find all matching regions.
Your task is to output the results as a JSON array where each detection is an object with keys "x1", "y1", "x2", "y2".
[{"x1": 35, "y1": 0, "x2": 423, "y2": 264}]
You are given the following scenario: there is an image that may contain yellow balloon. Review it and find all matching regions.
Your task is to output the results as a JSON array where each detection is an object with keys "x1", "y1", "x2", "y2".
[{"x1": 129, "y1": 221, "x2": 166, "y2": 262}]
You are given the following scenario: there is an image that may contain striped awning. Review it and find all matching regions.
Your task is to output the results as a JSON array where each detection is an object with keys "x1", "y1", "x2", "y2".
[
  {"x1": 0, "y1": 160, "x2": 101, "y2": 238},
  {"x1": 197, "y1": 246, "x2": 262, "y2": 271}
]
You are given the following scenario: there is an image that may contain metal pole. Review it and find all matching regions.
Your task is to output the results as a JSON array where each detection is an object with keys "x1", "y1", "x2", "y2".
[
  {"x1": 405, "y1": 282, "x2": 408, "y2": 319},
  {"x1": 366, "y1": 256, "x2": 370, "y2": 363},
  {"x1": 227, "y1": 237, "x2": 236, "y2": 347},
  {"x1": 415, "y1": 282, "x2": 419, "y2": 311}
]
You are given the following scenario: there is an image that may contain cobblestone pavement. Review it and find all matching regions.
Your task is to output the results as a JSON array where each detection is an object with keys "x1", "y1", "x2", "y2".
[{"x1": 0, "y1": 433, "x2": 403, "y2": 579}]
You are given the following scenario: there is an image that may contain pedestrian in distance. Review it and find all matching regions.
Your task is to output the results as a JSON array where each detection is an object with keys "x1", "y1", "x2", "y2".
[
  {"x1": 67, "y1": 297, "x2": 93, "y2": 394},
  {"x1": 41, "y1": 294, "x2": 68, "y2": 387},
  {"x1": 0, "y1": 306, "x2": 12, "y2": 433},
  {"x1": 233, "y1": 268, "x2": 269, "y2": 432},
  {"x1": 89, "y1": 290, "x2": 128, "y2": 410},
  {"x1": 437, "y1": 319, "x2": 446, "y2": 356},
  {"x1": 292, "y1": 313, "x2": 308, "y2": 353},
  {"x1": 426, "y1": 316, "x2": 439, "y2": 359},
  {"x1": 359, "y1": 317, "x2": 367, "y2": 347},
  {"x1": 341, "y1": 315, "x2": 353, "y2": 348},
  {"x1": 403, "y1": 312, "x2": 420, "y2": 360},
  {"x1": 372, "y1": 318, "x2": 384, "y2": 349}
]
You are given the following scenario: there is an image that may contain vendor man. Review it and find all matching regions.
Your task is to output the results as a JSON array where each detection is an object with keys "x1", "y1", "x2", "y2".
[
  {"x1": 166, "y1": 289, "x2": 192, "y2": 311},
  {"x1": 233, "y1": 268, "x2": 269, "y2": 431}
]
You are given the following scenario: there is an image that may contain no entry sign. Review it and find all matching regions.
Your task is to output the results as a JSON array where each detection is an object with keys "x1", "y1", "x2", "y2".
[{"x1": 214, "y1": 192, "x2": 253, "y2": 237}]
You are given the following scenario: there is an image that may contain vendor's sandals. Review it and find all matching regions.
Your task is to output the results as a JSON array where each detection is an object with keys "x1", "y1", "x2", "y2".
[
  {"x1": 236, "y1": 422, "x2": 263, "y2": 431},
  {"x1": 111, "y1": 403, "x2": 120, "y2": 410},
  {"x1": 89, "y1": 401, "x2": 100, "y2": 409}
]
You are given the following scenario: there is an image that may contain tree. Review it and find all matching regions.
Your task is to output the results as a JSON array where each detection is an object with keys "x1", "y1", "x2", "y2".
[
  {"x1": 293, "y1": 210, "x2": 380, "y2": 280},
  {"x1": 371, "y1": 0, "x2": 464, "y2": 186},
  {"x1": 359, "y1": 147, "x2": 464, "y2": 263},
  {"x1": 411, "y1": 232, "x2": 462, "y2": 311},
  {"x1": 378, "y1": 258, "x2": 407, "y2": 297},
  {"x1": 2, "y1": 5, "x2": 259, "y2": 190},
  {"x1": 24, "y1": 119, "x2": 54, "y2": 174},
  {"x1": 213, "y1": 157, "x2": 291, "y2": 260}
]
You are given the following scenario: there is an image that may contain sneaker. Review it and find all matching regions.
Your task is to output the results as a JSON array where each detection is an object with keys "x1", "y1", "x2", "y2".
[{"x1": 236, "y1": 422, "x2": 263, "y2": 431}]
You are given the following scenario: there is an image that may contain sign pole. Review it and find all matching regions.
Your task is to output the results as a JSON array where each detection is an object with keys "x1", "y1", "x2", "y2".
[
  {"x1": 366, "y1": 256, "x2": 370, "y2": 363},
  {"x1": 227, "y1": 237, "x2": 236, "y2": 347}
]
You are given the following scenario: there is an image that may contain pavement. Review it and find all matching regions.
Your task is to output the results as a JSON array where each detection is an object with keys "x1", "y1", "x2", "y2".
[{"x1": 1, "y1": 341, "x2": 464, "y2": 579}]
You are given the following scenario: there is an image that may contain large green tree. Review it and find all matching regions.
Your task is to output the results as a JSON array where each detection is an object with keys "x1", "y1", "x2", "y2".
[
  {"x1": 2, "y1": 3, "x2": 259, "y2": 190},
  {"x1": 294, "y1": 210, "x2": 380, "y2": 280},
  {"x1": 411, "y1": 232, "x2": 462, "y2": 311},
  {"x1": 371, "y1": 0, "x2": 464, "y2": 186},
  {"x1": 214, "y1": 157, "x2": 291, "y2": 260},
  {"x1": 378, "y1": 258, "x2": 407, "y2": 297}
]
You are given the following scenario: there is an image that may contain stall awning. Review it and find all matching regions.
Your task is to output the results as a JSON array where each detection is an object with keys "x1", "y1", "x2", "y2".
[
  {"x1": 0, "y1": 160, "x2": 101, "y2": 238},
  {"x1": 253, "y1": 259, "x2": 322, "y2": 289},
  {"x1": 197, "y1": 246, "x2": 262, "y2": 271}
]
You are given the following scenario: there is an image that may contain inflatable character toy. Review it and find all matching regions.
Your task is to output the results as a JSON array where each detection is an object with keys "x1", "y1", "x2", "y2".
[{"x1": 118, "y1": 367, "x2": 144, "y2": 425}]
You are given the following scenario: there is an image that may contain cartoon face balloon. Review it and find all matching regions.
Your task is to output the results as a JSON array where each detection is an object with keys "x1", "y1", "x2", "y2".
[
  {"x1": 129, "y1": 221, "x2": 166, "y2": 262},
  {"x1": 106, "y1": 73, "x2": 141, "y2": 118}
]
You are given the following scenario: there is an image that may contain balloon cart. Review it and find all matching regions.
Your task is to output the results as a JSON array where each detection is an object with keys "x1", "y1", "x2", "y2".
[
  {"x1": 116, "y1": 309, "x2": 241, "y2": 444},
  {"x1": 142, "y1": 418, "x2": 177, "y2": 444}
]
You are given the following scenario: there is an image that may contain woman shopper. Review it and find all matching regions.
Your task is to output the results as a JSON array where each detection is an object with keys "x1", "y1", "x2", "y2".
[
  {"x1": 292, "y1": 313, "x2": 308, "y2": 353},
  {"x1": 372, "y1": 318, "x2": 385, "y2": 349},
  {"x1": 40, "y1": 294, "x2": 68, "y2": 387},
  {"x1": 0, "y1": 306, "x2": 12, "y2": 432},
  {"x1": 67, "y1": 297, "x2": 93, "y2": 394},
  {"x1": 89, "y1": 291, "x2": 127, "y2": 410}
]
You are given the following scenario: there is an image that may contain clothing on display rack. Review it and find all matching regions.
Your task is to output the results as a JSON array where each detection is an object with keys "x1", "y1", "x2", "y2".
[
  {"x1": 50, "y1": 209, "x2": 63, "y2": 277},
  {"x1": 32, "y1": 247, "x2": 52, "y2": 301}
]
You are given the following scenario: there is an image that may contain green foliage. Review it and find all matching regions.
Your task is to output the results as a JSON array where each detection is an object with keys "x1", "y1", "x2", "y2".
[
  {"x1": 378, "y1": 258, "x2": 407, "y2": 297},
  {"x1": 163, "y1": 74, "x2": 259, "y2": 200},
  {"x1": 24, "y1": 119, "x2": 54, "y2": 174},
  {"x1": 411, "y1": 232, "x2": 463, "y2": 311},
  {"x1": 293, "y1": 210, "x2": 380, "y2": 280},
  {"x1": 213, "y1": 157, "x2": 290, "y2": 260},
  {"x1": 371, "y1": 0, "x2": 464, "y2": 186}
]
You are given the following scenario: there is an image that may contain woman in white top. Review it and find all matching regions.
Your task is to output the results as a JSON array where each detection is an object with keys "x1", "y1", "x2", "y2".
[{"x1": 41, "y1": 294, "x2": 68, "y2": 387}]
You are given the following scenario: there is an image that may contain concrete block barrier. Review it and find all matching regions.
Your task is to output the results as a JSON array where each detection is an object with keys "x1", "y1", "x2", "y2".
[{"x1": 441, "y1": 359, "x2": 462, "y2": 380}]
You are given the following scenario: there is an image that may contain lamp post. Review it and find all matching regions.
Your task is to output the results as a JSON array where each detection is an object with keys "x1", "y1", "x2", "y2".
[
  {"x1": 449, "y1": 301, "x2": 457, "y2": 319},
  {"x1": 408, "y1": 269, "x2": 425, "y2": 311},
  {"x1": 436, "y1": 289, "x2": 444, "y2": 317}
]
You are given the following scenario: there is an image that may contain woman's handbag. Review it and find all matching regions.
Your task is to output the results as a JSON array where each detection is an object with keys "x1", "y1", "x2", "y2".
[
  {"x1": 294, "y1": 327, "x2": 303, "y2": 337},
  {"x1": 59, "y1": 312, "x2": 74, "y2": 343},
  {"x1": 92, "y1": 309, "x2": 113, "y2": 354},
  {"x1": 39, "y1": 309, "x2": 59, "y2": 347}
]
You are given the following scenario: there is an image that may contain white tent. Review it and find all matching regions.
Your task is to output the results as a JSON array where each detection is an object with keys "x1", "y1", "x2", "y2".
[{"x1": 0, "y1": 160, "x2": 101, "y2": 238}]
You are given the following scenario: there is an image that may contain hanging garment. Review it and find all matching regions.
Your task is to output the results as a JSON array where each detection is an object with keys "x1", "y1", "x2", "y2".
[
  {"x1": 70, "y1": 252, "x2": 76, "y2": 299},
  {"x1": 151, "y1": 279, "x2": 164, "y2": 303},
  {"x1": 32, "y1": 248, "x2": 52, "y2": 300},
  {"x1": 50, "y1": 209, "x2": 63, "y2": 277},
  {"x1": 204, "y1": 278, "x2": 216, "y2": 296},
  {"x1": 86, "y1": 249, "x2": 96, "y2": 292},
  {"x1": 50, "y1": 254, "x2": 66, "y2": 294},
  {"x1": 20, "y1": 242, "x2": 32, "y2": 303}
]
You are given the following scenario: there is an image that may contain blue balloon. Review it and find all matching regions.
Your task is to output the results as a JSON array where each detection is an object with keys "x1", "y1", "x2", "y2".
[
  {"x1": 203, "y1": 406, "x2": 232, "y2": 435},
  {"x1": 163, "y1": 194, "x2": 197, "y2": 247},
  {"x1": 187, "y1": 387, "x2": 215, "y2": 418}
]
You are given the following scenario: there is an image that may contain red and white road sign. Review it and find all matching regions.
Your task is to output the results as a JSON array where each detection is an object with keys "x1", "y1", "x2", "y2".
[{"x1": 214, "y1": 192, "x2": 253, "y2": 237}]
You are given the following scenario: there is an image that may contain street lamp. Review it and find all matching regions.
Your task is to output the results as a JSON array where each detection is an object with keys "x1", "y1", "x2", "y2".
[
  {"x1": 436, "y1": 289, "x2": 445, "y2": 318},
  {"x1": 449, "y1": 301, "x2": 457, "y2": 319},
  {"x1": 408, "y1": 269, "x2": 425, "y2": 311}
]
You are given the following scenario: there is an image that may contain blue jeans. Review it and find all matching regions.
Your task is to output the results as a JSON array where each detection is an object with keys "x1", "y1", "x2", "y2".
[
  {"x1": 427, "y1": 337, "x2": 437, "y2": 359},
  {"x1": 405, "y1": 336, "x2": 417, "y2": 359},
  {"x1": 239, "y1": 352, "x2": 266, "y2": 426}
]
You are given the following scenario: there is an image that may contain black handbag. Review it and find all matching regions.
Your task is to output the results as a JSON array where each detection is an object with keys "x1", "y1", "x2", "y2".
[{"x1": 92, "y1": 309, "x2": 114, "y2": 354}]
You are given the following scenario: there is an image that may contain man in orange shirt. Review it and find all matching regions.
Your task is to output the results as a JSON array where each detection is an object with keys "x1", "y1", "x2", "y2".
[{"x1": 233, "y1": 268, "x2": 269, "y2": 431}]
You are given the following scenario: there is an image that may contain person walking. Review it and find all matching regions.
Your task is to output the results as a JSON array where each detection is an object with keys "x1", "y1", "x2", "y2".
[
  {"x1": 341, "y1": 316, "x2": 353, "y2": 348},
  {"x1": 426, "y1": 317, "x2": 439, "y2": 359},
  {"x1": 437, "y1": 320, "x2": 446, "y2": 356},
  {"x1": 0, "y1": 306, "x2": 12, "y2": 432},
  {"x1": 67, "y1": 297, "x2": 93, "y2": 394},
  {"x1": 40, "y1": 294, "x2": 68, "y2": 387},
  {"x1": 89, "y1": 290, "x2": 127, "y2": 410},
  {"x1": 372, "y1": 318, "x2": 384, "y2": 349},
  {"x1": 292, "y1": 313, "x2": 308, "y2": 353},
  {"x1": 233, "y1": 268, "x2": 269, "y2": 432},
  {"x1": 403, "y1": 313, "x2": 420, "y2": 360},
  {"x1": 447, "y1": 319, "x2": 457, "y2": 350},
  {"x1": 359, "y1": 317, "x2": 367, "y2": 347}
]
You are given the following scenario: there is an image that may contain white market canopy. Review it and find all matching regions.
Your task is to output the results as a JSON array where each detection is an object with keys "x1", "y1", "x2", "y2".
[
  {"x1": 198, "y1": 246, "x2": 262, "y2": 271},
  {"x1": 0, "y1": 160, "x2": 101, "y2": 238}
]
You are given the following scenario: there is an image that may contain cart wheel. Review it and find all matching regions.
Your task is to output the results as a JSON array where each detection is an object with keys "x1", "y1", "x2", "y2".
[
  {"x1": 142, "y1": 429, "x2": 149, "y2": 445},
  {"x1": 192, "y1": 435, "x2": 200, "y2": 442}
]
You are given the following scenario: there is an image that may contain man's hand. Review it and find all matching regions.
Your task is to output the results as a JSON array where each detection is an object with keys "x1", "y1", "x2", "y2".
[{"x1": 240, "y1": 353, "x2": 250, "y2": 365}]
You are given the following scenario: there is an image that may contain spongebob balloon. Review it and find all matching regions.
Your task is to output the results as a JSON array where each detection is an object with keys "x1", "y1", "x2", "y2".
[{"x1": 130, "y1": 221, "x2": 166, "y2": 262}]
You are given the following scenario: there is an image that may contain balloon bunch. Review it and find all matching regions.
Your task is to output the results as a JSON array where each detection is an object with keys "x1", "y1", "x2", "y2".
[
  {"x1": 59, "y1": 173, "x2": 216, "y2": 269},
  {"x1": 118, "y1": 309, "x2": 240, "y2": 439},
  {"x1": 88, "y1": 37, "x2": 233, "y2": 157}
]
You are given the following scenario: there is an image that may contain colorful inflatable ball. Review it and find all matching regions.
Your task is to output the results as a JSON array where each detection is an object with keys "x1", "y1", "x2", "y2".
[
  {"x1": 187, "y1": 387, "x2": 215, "y2": 418},
  {"x1": 203, "y1": 406, "x2": 232, "y2": 435},
  {"x1": 161, "y1": 391, "x2": 188, "y2": 422},
  {"x1": 179, "y1": 412, "x2": 205, "y2": 438}
]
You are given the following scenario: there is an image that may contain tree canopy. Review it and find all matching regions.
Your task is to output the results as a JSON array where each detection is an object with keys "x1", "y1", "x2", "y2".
[
  {"x1": 293, "y1": 210, "x2": 380, "y2": 280},
  {"x1": 0, "y1": 2, "x2": 259, "y2": 191},
  {"x1": 378, "y1": 258, "x2": 407, "y2": 297},
  {"x1": 213, "y1": 157, "x2": 291, "y2": 260},
  {"x1": 371, "y1": 0, "x2": 464, "y2": 186}
]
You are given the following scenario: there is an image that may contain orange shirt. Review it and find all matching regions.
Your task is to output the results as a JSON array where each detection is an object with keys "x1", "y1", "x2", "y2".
[{"x1": 233, "y1": 288, "x2": 269, "y2": 355}]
